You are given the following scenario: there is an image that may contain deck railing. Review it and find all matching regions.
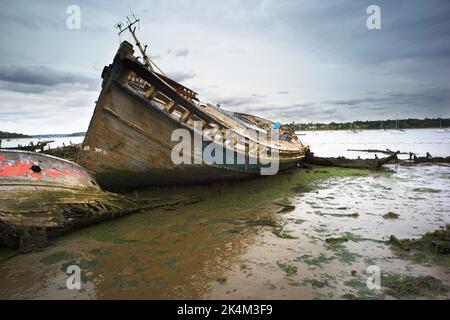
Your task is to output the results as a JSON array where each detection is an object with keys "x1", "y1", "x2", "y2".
[{"x1": 121, "y1": 58, "x2": 303, "y2": 160}]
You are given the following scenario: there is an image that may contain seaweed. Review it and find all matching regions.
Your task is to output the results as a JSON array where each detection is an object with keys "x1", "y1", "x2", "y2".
[
  {"x1": 325, "y1": 236, "x2": 349, "y2": 244},
  {"x1": 383, "y1": 212, "x2": 399, "y2": 219},
  {"x1": 382, "y1": 273, "x2": 449, "y2": 299},
  {"x1": 389, "y1": 225, "x2": 450, "y2": 254},
  {"x1": 272, "y1": 227, "x2": 298, "y2": 239},
  {"x1": 295, "y1": 253, "x2": 335, "y2": 269},
  {"x1": 276, "y1": 261, "x2": 298, "y2": 277},
  {"x1": 40, "y1": 250, "x2": 74, "y2": 265}
]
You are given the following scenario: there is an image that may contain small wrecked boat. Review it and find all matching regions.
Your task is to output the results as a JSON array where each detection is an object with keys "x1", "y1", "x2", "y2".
[
  {"x1": 77, "y1": 19, "x2": 309, "y2": 190},
  {"x1": 0, "y1": 149, "x2": 177, "y2": 252},
  {"x1": 0, "y1": 140, "x2": 55, "y2": 152}
]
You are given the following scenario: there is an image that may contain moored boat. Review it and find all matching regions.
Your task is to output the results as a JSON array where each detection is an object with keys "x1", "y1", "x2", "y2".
[{"x1": 77, "y1": 21, "x2": 309, "y2": 190}]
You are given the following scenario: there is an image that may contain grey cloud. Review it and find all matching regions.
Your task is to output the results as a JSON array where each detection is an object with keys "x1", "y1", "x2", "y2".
[
  {"x1": 0, "y1": 0, "x2": 449, "y2": 132},
  {"x1": 0, "y1": 65, "x2": 97, "y2": 92},
  {"x1": 167, "y1": 71, "x2": 196, "y2": 82},
  {"x1": 321, "y1": 87, "x2": 449, "y2": 110},
  {"x1": 167, "y1": 49, "x2": 190, "y2": 57},
  {"x1": 219, "y1": 96, "x2": 259, "y2": 108},
  {"x1": 174, "y1": 49, "x2": 189, "y2": 57},
  {"x1": 251, "y1": 93, "x2": 267, "y2": 98}
]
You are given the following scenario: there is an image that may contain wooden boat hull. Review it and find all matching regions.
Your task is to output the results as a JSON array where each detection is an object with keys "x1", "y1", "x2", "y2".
[
  {"x1": 0, "y1": 150, "x2": 100, "y2": 250},
  {"x1": 0, "y1": 150, "x2": 207, "y2": 252},
  {"x1": 78, "y1": 42, "x2": 308, "y2": 190},
  {"x1": 0, "y1": 149, "x2": 98, "y2": 191}
]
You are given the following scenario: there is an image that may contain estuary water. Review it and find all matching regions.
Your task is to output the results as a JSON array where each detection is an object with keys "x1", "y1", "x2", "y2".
[
  {"x1": 298, "y1": 128, "x2": 450, "y2": 159},
  {"x1": 1, "y1": 128, "x2": 448, "y2": 159},
  {"x1": 0, "y1": 129, "x2": 449, "y2": 299}
]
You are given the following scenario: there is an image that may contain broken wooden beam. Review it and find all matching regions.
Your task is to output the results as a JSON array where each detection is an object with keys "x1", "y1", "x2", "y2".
[{"x1": 302, "y1": 152, "x2": 398, "y2": 169}]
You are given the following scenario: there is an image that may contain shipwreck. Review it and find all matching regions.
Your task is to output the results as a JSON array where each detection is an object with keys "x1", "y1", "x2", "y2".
[
  {"x1": 0, "y1": 149, "x2": 203, "y2": 252},
  {"x1": 77, "y1": 18, "x2": 309, "y2": 190}
]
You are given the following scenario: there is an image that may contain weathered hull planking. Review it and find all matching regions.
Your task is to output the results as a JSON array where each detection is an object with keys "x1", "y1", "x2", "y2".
[{"x1": 78, "y1": 41, "x2": 309, "y2": 189}]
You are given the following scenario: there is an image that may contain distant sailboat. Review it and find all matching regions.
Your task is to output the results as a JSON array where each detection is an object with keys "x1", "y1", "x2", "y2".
[
  {"x1": 392, "y1": 118, "x2": 406, "y2": 134},
  {"x1": 436, "y1": 118, "x2": 448, "y2": 133}
]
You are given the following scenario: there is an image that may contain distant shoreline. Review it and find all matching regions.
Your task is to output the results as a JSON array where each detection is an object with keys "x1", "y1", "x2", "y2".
[
  {"x1": 286, "y1": 118, "x2": 449, "y2": 131},
  {"x1": 0, "y1": 132, "x2": 86, "y2": 139},
  {"x1": 296, "y1": 127, "x2": 448, "y2": 132},
  {"x1": 2, "y1": 117, "x2": 449, "y2": 137}
]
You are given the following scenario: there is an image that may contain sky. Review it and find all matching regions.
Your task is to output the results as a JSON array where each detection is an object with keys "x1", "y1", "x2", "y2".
[{"x1": 0, "y1": 0, "x2": 449, "y2": 134}]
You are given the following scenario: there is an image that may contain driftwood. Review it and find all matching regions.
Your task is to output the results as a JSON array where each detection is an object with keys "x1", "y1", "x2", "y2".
[
  {"x1": 347, "y1": 148, "x2": 414, "y2": 155},
  {"x1": 42, "y1": 143, "x2": 81, "y2": 162},
  {"x1": 303, "y1": 152, "x2": 398, "y2": 170},
  {"x1": 399, "y1": 156, "x2": 450, "y2": 165},
  {"x1": 3, "y1": 140, "x2": 55, "y2": 152}
]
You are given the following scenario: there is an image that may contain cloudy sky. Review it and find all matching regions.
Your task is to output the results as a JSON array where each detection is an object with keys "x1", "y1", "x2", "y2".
[{"x1": 0, "y1": 0, "x2": 449, "y2": 134}]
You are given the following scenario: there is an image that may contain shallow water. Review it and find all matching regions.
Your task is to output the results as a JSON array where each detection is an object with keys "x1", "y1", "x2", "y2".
[
  {"x1": 299, "y1": 128, "x2": 450, "y2": 159},
  {"x1": 0, "y1": 164, "x2": 449, "y2": 299}
]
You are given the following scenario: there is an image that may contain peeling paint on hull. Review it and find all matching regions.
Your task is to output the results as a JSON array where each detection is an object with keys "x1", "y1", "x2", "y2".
[{"x1": 77, "y1": 41, "x2": 308, "y2": 190}]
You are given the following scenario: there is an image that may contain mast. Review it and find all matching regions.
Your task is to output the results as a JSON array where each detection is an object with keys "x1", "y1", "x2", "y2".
[{"x1": 115, "y1": 15, "x2": 166, "y2": 75}]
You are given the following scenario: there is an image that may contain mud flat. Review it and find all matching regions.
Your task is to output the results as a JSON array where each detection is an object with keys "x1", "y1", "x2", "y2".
[{"x1": 0, "y1": 164, "x2": 449, "y2": 299}]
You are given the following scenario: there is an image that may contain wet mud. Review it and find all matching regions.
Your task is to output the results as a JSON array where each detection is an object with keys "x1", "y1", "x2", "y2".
[{"x1": 0, "y1": 164, "x2": 449, "y2": 299}]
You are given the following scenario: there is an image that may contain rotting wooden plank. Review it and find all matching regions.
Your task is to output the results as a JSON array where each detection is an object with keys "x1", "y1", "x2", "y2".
[
  {"x1": 144, "y1": 85, "x2": 156, "y2": 98},
  {"x1": 181, "y1": 110, "x2": 191, "y2": 122}
]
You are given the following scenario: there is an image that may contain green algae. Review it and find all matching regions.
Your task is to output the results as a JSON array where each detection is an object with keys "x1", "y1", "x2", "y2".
[
  {"x1": 342, "y1": 277, "x2": 385, "y2": 300},
  {"x1": 272, "y1": 227, "x2": 298, "y2": 239},
  {"x1": 60, "y1": 257, "x2": 100, "y2": 283},
  {"x1": 276, "y1": 261, "x2": 298, "y2": 277},
  {"x1": 412, "y1": 188, "x2": 441, "y2": 193},
  {"x1": 89, "y1": 247, "x2": 112, "y2": 256},
  {"x1": 325, "y1": 236, "x2": 349, "y2": 244},
  {"x1": 295, "y1": 253, "x2": 336, "y2": 269},
  {"x1": 382, "y1": 273, "x2": 450, "y2": 299},
  {"x1": 326, "y1": 241, "x2": 362, "y2": 265},
  {"x1": 389, "y1": 225, "x2": 450, "y2": 267},
  {"x1": 383, "y1": 212, "x2": 400, "y2": 219},
  {"x1": 326, "y1": 232, "x2": 383, "y2": 244},
  {"x1": 303, "y1": 278, "x2": 330, "y2": 289},
  {"x1": 40, "y1": 250, "x2": 74, "y2": 265},
  {"x1": 317, "y1": 212, "x2": 359, "y2": 218},
  {"x1": 275, "y1": 204, "x2": 296, "y2": 214},
  {"x1": 135, "y1": 167, "x2": 369, "y2": 214},
  {"x1": 0, "y1": 247, "x2": 17, "y2": 262},
  {"x1": 390, "y1": 225, "x2": 450, "y2": 254},
  {"x1": 244, "y1": 217, "x2": 279, "y2": 228}
]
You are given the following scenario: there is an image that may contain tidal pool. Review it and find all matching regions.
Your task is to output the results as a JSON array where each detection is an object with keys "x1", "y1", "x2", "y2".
[{"x1": 0, "y1": 164, "x2": 449, "y2": 299}]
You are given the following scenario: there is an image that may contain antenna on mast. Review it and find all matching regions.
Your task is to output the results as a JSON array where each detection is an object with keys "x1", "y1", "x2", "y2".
[{"x1": 115, "y1": 14, "x2": 162, "y2": 73}]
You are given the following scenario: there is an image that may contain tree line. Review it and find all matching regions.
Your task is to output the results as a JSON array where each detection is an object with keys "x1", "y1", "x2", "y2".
[
  {"x1": 286, "y1": 118, "x2": 450, "y2": 131},
  {"x1": 0, "y1": 131, "x2": 31, "y2": 139}
]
